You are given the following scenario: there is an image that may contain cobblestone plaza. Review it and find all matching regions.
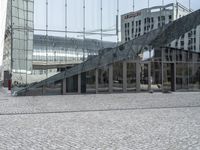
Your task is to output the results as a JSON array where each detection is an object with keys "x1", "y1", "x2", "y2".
[{"x1": 0, "y1": 88, "x2": 200, "y2": 149}]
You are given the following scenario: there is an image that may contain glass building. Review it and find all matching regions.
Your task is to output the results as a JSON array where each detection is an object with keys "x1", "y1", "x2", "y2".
[
  {"x1": 0, "y1": 0, "x2": 200, "y2": 96},
  {"x1": 1, "y1": 0, "x2": 118, "y2": 86}
]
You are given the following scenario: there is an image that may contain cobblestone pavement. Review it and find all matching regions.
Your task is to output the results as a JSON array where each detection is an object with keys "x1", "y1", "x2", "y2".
[{"x1": 0, "y1": 88, "x2": 200, "y2": 149}]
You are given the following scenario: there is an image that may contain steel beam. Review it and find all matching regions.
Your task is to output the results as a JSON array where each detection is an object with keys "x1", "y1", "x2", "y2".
[
  {"x1": 109, "y1": 64, "x2": 113, "y2": 93},
  {"x1": 123, "y1": 61, "x2": 127, "y2": 92}
]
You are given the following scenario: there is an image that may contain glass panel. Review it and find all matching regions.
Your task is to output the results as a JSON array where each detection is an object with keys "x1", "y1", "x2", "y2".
[
  {"x1": 188, "y1": 63, "x2": 200, "y2": 91},
  {"x1": 163, "y1": 63, "x2": 175, "y2": 91},
  {"x1": 98, "y1": 66, "x2": 109, "y2": 92},
  {"x1": 151, "y1": 61, "x2": 162, "y2": 91},
  {"x1": 140, "y1": 63, "x2": 148, "y2": 91},
  {"x1": 86, "y1": 69, "x2": 96, "y2": 93},
  {"x1": 113, "y1": 61, "x2": 123, "y2": 92},
  {"x1": 11, "y1": 0, "x2": 34, "y2": 89},
  {"x1": 66, "y1": 75, "x2": 78, "y2": 93},
  {"x1": 46, "y1": 80, "x2": 62, "y2": 95},
  {"x1": 127, "y1": 62, "x2": 136, "y2": 91},
  {"x1": 176, "y1": 63, "x2": 189, "y2": 90},
  {"x1": 34, "y1": 0, "x2": 46, "y2": 30}
]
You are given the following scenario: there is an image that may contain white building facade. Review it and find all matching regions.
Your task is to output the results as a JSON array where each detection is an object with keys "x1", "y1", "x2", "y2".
[{"x1": 121, "y1": 3, "x2": 200, "y2": 52}]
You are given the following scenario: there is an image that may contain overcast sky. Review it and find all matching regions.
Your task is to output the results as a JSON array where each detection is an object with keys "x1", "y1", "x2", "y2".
[
  {"x1": 0, "y1": 0, "x2": 200, "y2": 65},
  {"x1": 34, "y1": 0, "x2": 200, "y2": 41}
]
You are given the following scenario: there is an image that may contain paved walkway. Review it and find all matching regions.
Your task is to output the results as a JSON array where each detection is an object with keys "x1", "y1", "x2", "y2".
[{"x1": 0, "y1": 90, "x2": 200, "y2": 149}]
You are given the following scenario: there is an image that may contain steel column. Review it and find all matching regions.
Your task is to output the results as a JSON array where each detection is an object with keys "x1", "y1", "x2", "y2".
[
  {"x1": 123, "y1": 61, "x2": 127, "y2": 92},
  {"x1": 136, "y1": 59, "x2": 141, "y2": 92},
  {"x1": 109, "y1": 64, "x2": 113, "y2": 93},
  {"x1": 95, "y1": 69, "x2": 99, "y2": 93},
  {"x1": 148, "y1": 62, "x2": 151, "y2": 91},
  {"x1": 78, "y1": 74, "x2": 81, "y2": 94}
]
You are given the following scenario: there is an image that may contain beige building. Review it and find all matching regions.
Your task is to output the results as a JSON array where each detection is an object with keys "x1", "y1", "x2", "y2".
[{"x1": 121, "y1": 3, "x2": 200, "y2": 52}]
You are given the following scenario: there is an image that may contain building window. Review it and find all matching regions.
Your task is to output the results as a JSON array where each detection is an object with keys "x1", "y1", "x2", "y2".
[
  {"x1": 132, "y1": 21, "x2": 134, "y2": 27},
  {"x1": 139, "y1": 20, "x2": 141, "y2": 25},
  {"x1": 188, "y1": 32, "x2": 191, "y2": 38},
  {"x1": 188, "y1": 40, "x2": 191, "y2": 45},
  {"x1": 132, "y1": 28, "x2": 134, "y2": 38},
  {"x1": 181, "y1": 41, "x2": 184, "y2": 46},
  {"x1": 147, "y1": 25, "x2": 150, "y2": 30},
  {"x1": 194, "y1": 30, "x2": 196, "y2": 35},
  {"x1": 147, "y1": 18, "x2": 150, "y2": 23},
  {"x1": 151, "y1": 17, "x2": 154, "y2": 23},
  {"x1": 158, "y1": 16, "x2": 160, "y2": 21},
  {"x1": 175, "y1": 41, "x2": 178, "y2": 47}
]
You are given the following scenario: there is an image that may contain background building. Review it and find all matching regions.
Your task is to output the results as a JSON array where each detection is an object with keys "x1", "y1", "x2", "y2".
[
  {"x1": 32, "y1": 35, "x2": 116, "y2": 75},
  {"x1": 121, "y1": 2, "x2": 200, "y2": 52}
]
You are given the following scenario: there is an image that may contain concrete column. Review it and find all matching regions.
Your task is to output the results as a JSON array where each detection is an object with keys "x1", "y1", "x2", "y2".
[
  {"x1": 62, "y1": 78, "x2": 66, "y2": 95},
  {"x1": 136, "y1": 60, "x2": 141, "y2": 92},
  {"x1": 123, "y1": 61, "x2": 127, "y2": 92},
  {"x1": 161, "y1": 62, "x2": 164, "y2": 91},
  {"x1": 109, "y1": 64, "x2": 113, "y2": 93},
  {"x1": 95, "y1": 69, "x2": 99, "y2": 94},
  {"x1": 174, "y1": 63, "x2": 176, "y2": 91},
  {"x1": 161, "y1": 48, "x2": 164, "y2": 91},
  {"x1": 148, "y1": 62, "x2": 151, "y2": 91},
  {"x1": 78, "y1": 74, "x2": 81, "y2": 94}
]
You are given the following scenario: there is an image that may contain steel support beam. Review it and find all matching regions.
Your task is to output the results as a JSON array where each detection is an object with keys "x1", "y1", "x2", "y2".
[
  {"x1": 136, "y1": 59, "x2": 141, "y2": 92},
  {"x1": 123, "y1": 61, "x2": 127, "y2": 92},
  {"x1": 95, "y1": 69, "x2": 99, "y2": 94},
  {"x1": 161, "y1": 48, "x2": 164, "y2": 91},
  {"x1": 148, "y1": 62, "x2": 151, "y2": 91},
  {"x1": 78, "y1": 74, "x2": 81, "y2": 94},
  {"x1": 109, "y1": 64, "x2": 113, "y2": 93},
  {"x1": 173, "y1": 62, "x2": 176, "y2": 91}
]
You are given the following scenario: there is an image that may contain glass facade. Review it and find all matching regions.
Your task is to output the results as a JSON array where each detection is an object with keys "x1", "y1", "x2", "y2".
[
  {"x1": 1, "y1": 0, "x2": 200, "y2": 95},
  {"x1": 6, "y1": 0, "x2": 119, "y2": 88},
  {"x1": 12, "y1": 0, "x2": 34, "y2": 72},
  {"x1": 11, "y1": 0, "x2": 34, "y2": 85}
]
